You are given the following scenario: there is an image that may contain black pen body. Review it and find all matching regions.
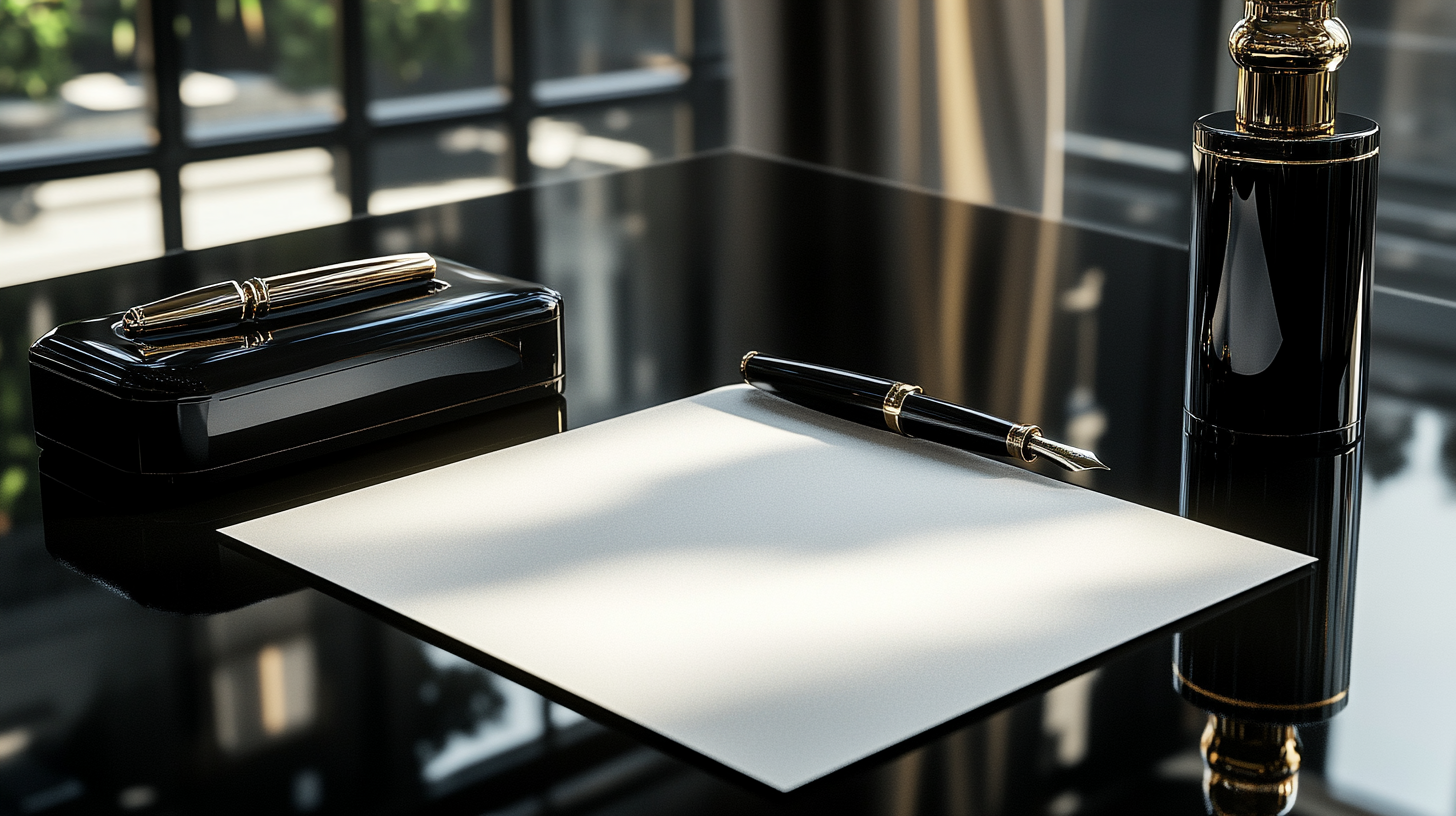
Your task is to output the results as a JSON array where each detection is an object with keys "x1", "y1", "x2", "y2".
[
  {"x1": 898, "y1": 395, "x2": 1015, "y2": 457},
  {"x1": 741, "y1": 353, "x2": 1015, "y2": 460},
  {"x1": 741, "y1": 353, "x2": 890, "y2": 427}
]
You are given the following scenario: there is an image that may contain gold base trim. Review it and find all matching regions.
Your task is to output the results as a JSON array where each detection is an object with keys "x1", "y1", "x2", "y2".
[
  {"x1": 1174, "y1": 665, "x2": 1347, "y2": 712},
  {"x1": 1194, "y1": 143, "x2": 1379, "y2": 166}
]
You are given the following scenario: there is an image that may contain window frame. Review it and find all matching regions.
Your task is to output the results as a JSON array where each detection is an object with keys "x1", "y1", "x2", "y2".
[{"x1": 0, "y1": 0, "x2": 721, "y2": 253}]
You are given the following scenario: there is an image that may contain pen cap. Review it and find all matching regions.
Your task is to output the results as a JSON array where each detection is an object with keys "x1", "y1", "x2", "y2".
[{"x1": 122, "y1": 280, "x2": 250, "y2": 337}]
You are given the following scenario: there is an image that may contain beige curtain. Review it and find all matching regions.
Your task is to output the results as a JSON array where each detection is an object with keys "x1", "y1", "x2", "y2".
[{"x1": 725, "y1": 0, "x2": 1065, "y2": 218}]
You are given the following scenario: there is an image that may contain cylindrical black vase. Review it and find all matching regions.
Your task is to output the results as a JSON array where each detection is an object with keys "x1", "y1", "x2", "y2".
[
  {"x1": 1177, "y1": 102, "x2": 1376, "y2": 725},
  {"x1": 1174, "y1": 427, "x2": 1362, "y2": 722},
  {"x1": 1185, "y1": 111, "x2": 1379, "y2": 444}
]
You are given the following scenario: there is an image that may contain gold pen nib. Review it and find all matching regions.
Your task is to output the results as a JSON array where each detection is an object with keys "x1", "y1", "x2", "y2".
[{"x1": 1026, "y1": 435, "x2": 1110, "y2": 473}]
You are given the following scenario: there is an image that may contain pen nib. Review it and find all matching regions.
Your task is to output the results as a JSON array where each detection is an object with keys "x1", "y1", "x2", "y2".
[{"x1": 1027, "y1": 436, "x2": 1110, "y2": 473}]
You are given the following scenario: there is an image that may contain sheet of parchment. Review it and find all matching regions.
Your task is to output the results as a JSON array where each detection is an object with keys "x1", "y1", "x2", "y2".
[{"x1": 222, "y1": 384, "x2": 1312, "y2": 792}]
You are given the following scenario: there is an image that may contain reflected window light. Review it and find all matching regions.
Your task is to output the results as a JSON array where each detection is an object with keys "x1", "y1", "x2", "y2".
[
  {"x1": 549, "y1": 702, "x2": 587, "y2": 730},
  {"x1": 292, "y1": 768, "x2": 323, "y2": 812},
  {"x1": 1327, "y1": 407, "x2": 1456, "y2": 816},
  {"x1": 0, "y1": 171, "x2": 163, "y2": 287},
  {"x1": 213, "y1": 636, "x2": 317, "y2": 753},
  {"x1": 368, "y1": 179, "x2": 512, "y2": 215},
  {"x1": 258, "y1": 639, "x2": 316, "y2": 737},
  {"x1": 0, "y1": 727, "x2": 31, "y2": 762},
  {"x1": 529, "y1": 118, "x2": 653, "y2": 170},
  {"x1": 1042, "y1": 670, "x2": 1098, "y2": 767},
  {"x1": 369, "y1": 179, "x2": 514, "y2": 216},
  {"x1": 181, "y1": 148, "x2": 349, "y2": 249},
  {"x1": 369, "y1": 125, "x2": 512, "y2": 216},
  {"x1": 416, "y1": 644, "x2": 546, "y2": 786},
  {"x1": 439, "y1": 125, "x2": 509, "y2": 156},
  {"x1": 117, "y1": 785, "x2": 158, "y2": 811}
]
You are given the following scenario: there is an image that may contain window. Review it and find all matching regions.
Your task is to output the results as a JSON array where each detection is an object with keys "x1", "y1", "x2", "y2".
[{"x1": 0, "y1": 0, "x2": 726, "y2": 285}]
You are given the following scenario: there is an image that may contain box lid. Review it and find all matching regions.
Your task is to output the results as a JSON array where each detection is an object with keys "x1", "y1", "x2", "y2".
[{"x1": 30, "y1": 258, "x2": 560, "y2": 402}]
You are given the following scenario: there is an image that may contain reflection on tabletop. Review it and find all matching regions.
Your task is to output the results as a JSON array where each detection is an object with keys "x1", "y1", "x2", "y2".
[{"x1": 0, "y1": 154, "x2": 1451, "y2": 814}]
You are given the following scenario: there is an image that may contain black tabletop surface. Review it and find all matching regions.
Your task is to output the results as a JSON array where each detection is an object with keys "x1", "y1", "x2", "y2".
[{"x1": 0, "y1": 151, "x2": 1452, "y2": 815}]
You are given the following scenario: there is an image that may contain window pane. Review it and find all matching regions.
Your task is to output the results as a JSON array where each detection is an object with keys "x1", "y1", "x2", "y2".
[
  {"x1": 181, "y1": 148, "x2": 349, "y2": 249},
  {"x1": 370, "y1": 122, "x2": 511, "y2": 215},
  {"x1": 181, "y1": 0, "x2": 341, "y2": 143},
  {"x1": 532, "y1": 0, "x2": 689, "y2": 104},
  {"x1": 0, "y1": 171, "x2": 162, "y2": 286},
  {"x1": 1340, "y1": 2, "x2": 1456, "y2": 303},
  {"x1": 0, "y1": 0, "x2": 149, "y2": 164},
  {"x1": 530, "y1": 101, "x2": 688, "y2": 183},
  {"x1": 367, "y1": 0, "x2": 507, "y2": 124}
]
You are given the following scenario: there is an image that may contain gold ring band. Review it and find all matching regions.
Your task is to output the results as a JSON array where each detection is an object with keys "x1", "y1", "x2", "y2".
[
  {"x1": 882, "y1": 382, "x2": 922, "y2": 435},
  {"x1": 740, "y1": 350, "x2": 759, "y2": 382},
  {"x1": 1006, "y1": 423, "x2": 1041, "y2": 462},
  {"x1": 1174, "y1": 665, "x2": 1348, "y2": 712}
]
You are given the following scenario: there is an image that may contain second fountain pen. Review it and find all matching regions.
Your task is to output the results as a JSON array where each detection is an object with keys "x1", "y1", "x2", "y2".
[
  {"x1": 120, "y1": 253, "x2": 438, "y2": 338},
  {"x1": 741, "y1": 351, "x2": 1109, "y2": 473}
]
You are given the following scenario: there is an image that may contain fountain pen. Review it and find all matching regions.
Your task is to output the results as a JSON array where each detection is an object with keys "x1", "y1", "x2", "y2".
[
  {"x1": 741, "y1": 351, "x2": 1109, "y2": 473},
  {"x1": 120, "y1": 253, "x2": 437, "y2": 338}
]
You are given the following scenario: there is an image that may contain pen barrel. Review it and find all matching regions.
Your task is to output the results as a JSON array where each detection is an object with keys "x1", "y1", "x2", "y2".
[
  {"x1": 742, "y1": 353, "x2": 892, "y2": 426},
  {"x1": 122, "y1": 280, "x2": 249, "y2": 337},
  {"x1": 256, "y1": 252, "x2": 437, "y2": 315},
  {"x1": 897, "y1": 393, "x2": 1015, "y2": 458}
]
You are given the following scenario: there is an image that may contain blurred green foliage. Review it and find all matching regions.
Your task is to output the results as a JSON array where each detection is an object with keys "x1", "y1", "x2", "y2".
[
  {"x1": 268, "y1": 0, "x2": 479, "y2": 91},
  {"x1": 367, "y1": 0, "x2": 475, "y2": 86},
  {"x1": 0, "y1": 351, "x2": 36, "y2": 532},
  {"x1": 0, "y1": 0, "x2": 82, "y2": 99},
  {"x1": 271, "y1": 0, "x2": 336, "y2": 89},
  {"x1": 0, "y1": 0, "x2": 479, "y2": 100},
  {"x1": 0, "y1": 0, "x2": 136, "y2": 100}
]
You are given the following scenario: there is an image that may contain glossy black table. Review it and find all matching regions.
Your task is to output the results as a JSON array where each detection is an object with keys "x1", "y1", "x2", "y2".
[{"x1": 0, "y1": 151, "x2": 1452, "y2": 815}]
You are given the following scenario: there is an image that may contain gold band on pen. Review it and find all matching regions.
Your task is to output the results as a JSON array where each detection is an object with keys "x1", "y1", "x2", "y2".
[
  {"x1": 740, "y1": 350, "x2": 759, "y2": 382},
  {"x1": 882, "y1": 383, "x2": 922, "y2": 435},
  {"x1": 1006, "y1": 423, "x2": 1042, "y2": 462}
]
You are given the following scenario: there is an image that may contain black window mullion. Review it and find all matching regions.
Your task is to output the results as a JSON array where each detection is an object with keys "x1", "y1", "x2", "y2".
[
  {"x1": 341, "y1": 0, "x2": 372, "y2": 216},
  {"x1": 141, "y1": 0, "x2": 186, "y2": 251},
  {"x1": 508, "y1": 0, "x2": 536, "y2": 186},
  {"x1": 690, "y1": 0, "x2": 726, "y2": 152}
]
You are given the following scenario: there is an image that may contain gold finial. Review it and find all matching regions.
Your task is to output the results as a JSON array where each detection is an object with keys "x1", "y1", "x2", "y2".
[
  {"x1": 1201, "y1": 715, "x2": 1303, "y2": 816},
  {"x1": 1229, "y1": 1, "x2": 1350, "y2": 135}
]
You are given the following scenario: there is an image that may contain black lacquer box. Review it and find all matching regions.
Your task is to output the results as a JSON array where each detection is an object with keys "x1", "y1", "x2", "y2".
[{"x1": 29, "y1": 257, "x2": 563, "y2": 483}]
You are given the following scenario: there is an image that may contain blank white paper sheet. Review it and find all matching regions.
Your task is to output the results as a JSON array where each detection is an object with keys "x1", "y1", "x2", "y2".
[{"x1": 222, "y1": 385, "x2": 1312, "y2": 792}]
